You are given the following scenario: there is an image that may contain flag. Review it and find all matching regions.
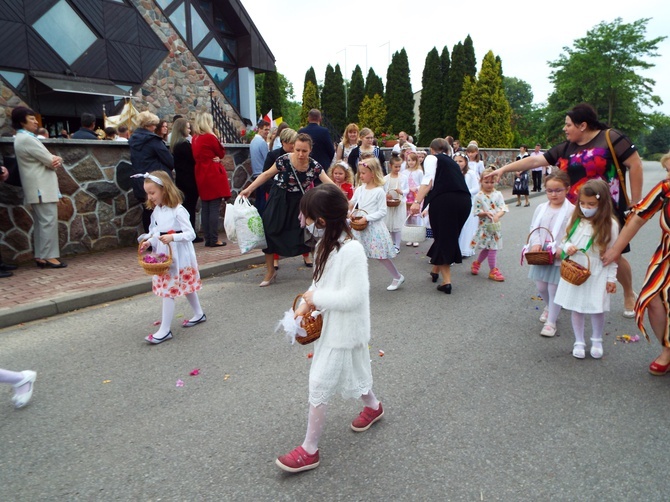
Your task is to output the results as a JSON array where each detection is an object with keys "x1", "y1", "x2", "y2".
[
  {"x1": 274, "y1": 116, "x2": 283, "y2": 127},
  {"x1": 261, "y1": 109, "x2": 272, "y2": 125}
]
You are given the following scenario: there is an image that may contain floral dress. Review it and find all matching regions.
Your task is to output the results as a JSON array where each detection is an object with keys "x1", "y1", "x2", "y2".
[
  {"x1": 350, "y1": 184, "x2": 397, "y2": 259},
  {"x1": 471, "y1": 189, "x2": 508, "y2": 250},
  {"x1": 146, "y1": 205, "x2": 201, "y2": 298}
]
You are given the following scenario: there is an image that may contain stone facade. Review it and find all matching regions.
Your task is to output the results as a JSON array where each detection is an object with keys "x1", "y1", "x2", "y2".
[{"x1": 0, "y1": 139, "x2": 254, "y2": 263}]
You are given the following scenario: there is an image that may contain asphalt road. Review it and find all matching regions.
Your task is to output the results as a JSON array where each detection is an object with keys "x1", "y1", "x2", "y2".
[{"x1": 1, "y1": 162, "x2": 668, "y2": 501}]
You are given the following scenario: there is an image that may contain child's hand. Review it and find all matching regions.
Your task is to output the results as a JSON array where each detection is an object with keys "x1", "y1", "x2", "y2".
[
  {"x1": 355, "y1": 216, "x2": 368, "y2": 224},
  {"x1": 491, "y1": 213, "x2": 500, "y2": 223},
  {"x1": 159, "y1": 234, "x2": 174, "y2": 244},
  {"x1": 606, "y1": 282, "x2": 617, "y2": 294},
  {"x1": 530, "y1": 244, "x2": 542, "y2": 253},
  {"x1": 566, "y1": 245, "x2": 578, "y2": 256},
  {"x1": 139, "y1": 240, "x2": 151, "y2": 252}
]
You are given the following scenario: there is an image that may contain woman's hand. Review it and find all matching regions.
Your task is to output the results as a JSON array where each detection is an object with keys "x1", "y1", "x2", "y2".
[
  {"x1": 51, "y1": 156, "x2": 62, "y2": 170},
  {"x1": 159, "y1": 234, "x2": 174, "y2": 244},
  {"x1": 409, "y1": 202, "x2": 421, "y2": 215},
  {"x1": 602, "y1": 248, "x2": 621, "y2": 266},
  {"x1": 213, "y1": 157, "x2": 224, "y2": 164},
  {"x1": 139, "y1": 240, "x2": 151, "y2": 252},
  {"x1": 606, "y1": 282, "x2": 617, "y2": 294},
  {"x1": 240, "y1": 188, "x2": 251, "y2": 198}
]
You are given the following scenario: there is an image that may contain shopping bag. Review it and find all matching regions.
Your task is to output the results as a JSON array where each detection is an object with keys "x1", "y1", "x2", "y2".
[
  {"x1": 224, "y1": 202, "x2": 237, "y2": 243},
  {"x1": 234, "y1": 197, "x2": 266, "y2": 254}
]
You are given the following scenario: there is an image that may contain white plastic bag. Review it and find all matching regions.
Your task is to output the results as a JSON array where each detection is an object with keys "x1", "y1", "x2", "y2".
[
  {"x1": 224, "y1": 202, "x2": 237, "y2": 243},
  {"x1": 234, "y1": 197, "x2": 266, "y2": 254}
]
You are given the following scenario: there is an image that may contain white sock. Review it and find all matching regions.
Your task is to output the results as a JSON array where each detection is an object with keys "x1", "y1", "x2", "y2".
[
  {"x1": 302, "y1": 404, "x2": 327, "y2": 455},
  {"x1": 154, "y1": 297, "x2": 175, "y2": 338},
  {"x1": 390, "y1": 231, "x2": 401, "y2": 248},
  {"x1": 379, "y1": 258, "x2": 401, "y2": 280},
  {"x1": 591, "y1": 313, "x2": 605, "y2": 355},
  {"x1": 546, "y1": 283, "x2": 561, "y2": 324},
  {"x1": 571, "y1": 311, "x2": 585, "y2": 345},
  {"x1": 361, "y1": 390, "x2": 380, "y2": 410},
  {"x1": 0, "y1": 368, "x2": 23, "y2": 385},
  {"x1": 185, "y1": 293, "x2": 204, "y2": 321}
]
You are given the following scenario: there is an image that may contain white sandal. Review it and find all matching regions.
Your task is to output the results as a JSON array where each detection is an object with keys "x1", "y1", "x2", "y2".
[
  {"x1": 572, "y1": 342, "x2": 586, "y2": 359},
  {"x1": 12, "y1": 370, "x2": 36, "y2": 409},
  {"x1": 590, "y1": 338, "x2": 604, "y2": 359}
]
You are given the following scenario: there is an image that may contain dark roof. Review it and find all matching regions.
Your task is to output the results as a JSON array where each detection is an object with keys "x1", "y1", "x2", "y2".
[{"x1": 220, "y1": 0, "x2": 275, "y2": 72}]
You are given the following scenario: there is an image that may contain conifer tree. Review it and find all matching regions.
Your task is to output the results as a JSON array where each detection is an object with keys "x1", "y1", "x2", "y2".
[
  {"x1": 357, "y1": 94, "x2": 387, "y2": 135},
  {"x1": 463, "y1": 35, "x2": 477, "y2": 77},
  {"x1": 322, "y1": 64, "x2": 347, "y2": 134},
  {"x1": 444, "y1": 42, "x2": 465, "y2": 138},
  {"x1": 300, "y1": 81, "x2": 320, "y2": 127},
  {"x1": 440, "y1": 46, "x2": 451, "y2": 136},
  {"x1": 365, "y1": 68, "x2": 384, "y2": 99},
  {"x1": 457, "y1": 51, "x2": 513, "y2": 148},
  {"x1": 348, "y1": 65, "x2": 365, "y2": 124},
  {"x1": 385, "y1": 48, "x2": 415, "y2": 135},
  {"x1": 304, "y1": 67, "x2": 318, "y2": 99},
  {"x1": 418, "y1": 47, "x2": 443, "y2": 145},
  {"x1": 260, "y1": 71, "x2": 282, "y2": 118}
]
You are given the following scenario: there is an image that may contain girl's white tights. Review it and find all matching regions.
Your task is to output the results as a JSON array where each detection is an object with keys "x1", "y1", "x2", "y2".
[
  {"x1": 361, "y1": 390, "x2": 380, "y2": 410},
  {"x1": 302, "y1": 404, "x2": 328, "y2": 455},
  {"x1": 0, "y1": 368, "x2": 23, "y2": 385},
  {"x1": 155, "y1": 297, "x2": 175, "y2": 337},
  {"x1": 571, "y1": 311, "x2": 605, "y2": 349},
  {"x1": 390, "y1": 231, "x2": 401, "y2": 248},
  {"x1": 535, "y1": 281, "x2": 561, "y2": 324},
  {"x1": 379, "y1": 258, "x2": 401, "y2": 280},
  {"x1": 185, "y1": 292, "x2": 204, "y2": 322}
]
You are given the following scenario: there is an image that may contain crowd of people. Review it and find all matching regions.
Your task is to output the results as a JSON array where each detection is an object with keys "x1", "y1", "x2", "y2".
[{"x1": 4, "y1": 103, "x2": 670, "y2": 479}]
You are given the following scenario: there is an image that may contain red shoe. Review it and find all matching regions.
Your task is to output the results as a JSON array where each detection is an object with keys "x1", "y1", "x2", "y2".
[
  {"x1": 471, "y1": 261, "x2": 481, "y2": 275},
  {"x1": 649, "y1": 359, "x2": 670, "y2": 376},
  {"x1": 351, "y1": 402, "x2": 384, "y2": 432},
  {"x1": 275, "y1": 446, "x2": 320, "y2": 473},
  {"x1": 488, "y1": 268, "x2": 505, "y2": 282}
]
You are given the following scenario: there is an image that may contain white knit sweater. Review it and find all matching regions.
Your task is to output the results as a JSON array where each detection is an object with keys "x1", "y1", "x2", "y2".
[{"x1": 310, "y1": 238, "x2": 370, "y2": 349}]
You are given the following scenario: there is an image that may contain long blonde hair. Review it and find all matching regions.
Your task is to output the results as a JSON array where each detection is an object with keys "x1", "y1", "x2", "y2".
[
  {"x1": 193, "y1": 112, "x2": 214, "y2": 136},
  {"x1": 357, "y1": 157, "x2": 385, "y2": 187},
  {"x1": 144, "y1": 171, "x2": 183, "y2": 209}
]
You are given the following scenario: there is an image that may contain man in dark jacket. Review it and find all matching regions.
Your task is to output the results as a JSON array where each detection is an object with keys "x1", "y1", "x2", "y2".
[
  {"x1": 298, "y1": 109, "x2": 334, "y2": 181},
  {"x1": 70, "y1": 113, "x2": 99, "y2": 140},
  {"x1": 128, "y1": 111, "x2": 174, "y2": 232}
]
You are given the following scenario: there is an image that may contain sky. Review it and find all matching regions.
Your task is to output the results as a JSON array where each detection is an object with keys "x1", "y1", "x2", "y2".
[{"x1": 240, "y1": 0, "x2": 670, "y2": 118}]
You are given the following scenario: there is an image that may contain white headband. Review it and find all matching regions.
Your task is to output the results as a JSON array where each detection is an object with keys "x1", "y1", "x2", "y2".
[
  {"x1": 131, "y1": 172, "x2": 164, "y2": 186},
  {"x1": 336, "y1": 161, "x2": 350, "y2": 171}
]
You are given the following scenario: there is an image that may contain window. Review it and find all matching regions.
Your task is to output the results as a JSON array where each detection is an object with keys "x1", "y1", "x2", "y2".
[
  {"x1": 155, "y1": 0, "x2": 173, "y2": 8},
  {"x1": 0, "y1": 70, "x2": 25, "y2": 89},
  {"x1": 199, "y1": 38, "x2": 230, "y2": 63},
  {"x1": 223, "y1": 77, "x2": 239, "y2": 110},
  {"x1": 190, "y1": 5, "x2": 208, "y2": 48},
  {"x1": 32, "y1": 0, "x2": 98, "y2": 65},
  {"x1": 204, "y1": 65, "x2": 229, "y2": 86},
  {"x1": 168, "y1": 2, "x2": 187, "y2": 41}
]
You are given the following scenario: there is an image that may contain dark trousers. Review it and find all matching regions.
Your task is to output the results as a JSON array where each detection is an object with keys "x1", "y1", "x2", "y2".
[
  {"x1": 532, "y1": 171, "x2": 543, "y2": 192},
  {"x1": 201, "y1": 198, "x2": 222, "y2": 244}
]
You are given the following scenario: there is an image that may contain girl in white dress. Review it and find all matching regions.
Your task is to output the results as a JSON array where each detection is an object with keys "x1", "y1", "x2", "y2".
[
  {"x1": 522, "y1": 171, "x2": 574, "y2": 337},
  {"x1": 275, "y1": 184, "x2": 383, "y2": 473},
  {"x1": 136, "y1": 171, "x2": 205, "y2": 344},
  {"x1": 350, "y1": 158, "x2": 404, "y2": 291},
  {"x1": 455, "y1": 152, "x2": 479, "y2": 257},
  {"x1": 383, "y1": 156, "x2": 406, "y2": 251},
  {"x1": 554, "y1": 179, "x2": 619, "y2": 359},
  {"x1": 402, "y1": 152, "x2": 424, "y2": 246}
]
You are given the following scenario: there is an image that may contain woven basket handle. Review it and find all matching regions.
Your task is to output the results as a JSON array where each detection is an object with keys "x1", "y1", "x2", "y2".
[
  {"x1": 525, "y1": 226, "x2": 555, "y2": 246},
  {"x1": 566, "y1": 249, "x2": 591, "y2": 271},
  {"x1": 137, "y1": 240, "x2": 174, "y2": 259},
  {"x1": 351, "y1": 208, "x2": 368, "y2": 219}
]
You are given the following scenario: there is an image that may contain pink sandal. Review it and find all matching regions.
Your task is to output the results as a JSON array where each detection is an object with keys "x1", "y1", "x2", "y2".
[{"x1": 488, "y1": 268, "x2": 505, "y2": 282}]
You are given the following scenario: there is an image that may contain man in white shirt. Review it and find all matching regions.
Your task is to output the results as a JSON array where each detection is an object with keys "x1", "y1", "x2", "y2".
[
  {"x1": 530, "y1": 143, "x2": 547, "y2": 192},
  {"x1": 392, "y1": 131, "x2": 417, "y2": 155}
]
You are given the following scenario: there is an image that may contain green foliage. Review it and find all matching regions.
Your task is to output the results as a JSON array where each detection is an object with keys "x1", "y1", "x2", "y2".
[
  {"x1": 260, "y1": 71, "x2": 282, "y2": 118},
  {"x1": 357, "y1": 94, "x2": 387, "y2": 135},
  {"x1": 503, "y1": 76, "x2": 536, "y2": 144},
  {"x1": 546, "y1": 17, "x2": 666, "y2": 140},
  {"x1": 645, "y1": 125, "x2": 670, "y2": 155},
  {"x1": 304, "y1": 67, "x2": 318, "y2": 98},
  {"x1": 457, "y1": 51, "x2": 513, "y2": 148},
  {"x1": 365, "y1": 68, "x2": 384, "y2": 99},
  {"x1": 321, "y1": 64, "x2": 347, "y2": 135},
  {"x1": 385, "y1": 48, "x2": 415, "y2": 135},
  {"x1": 439, "y1": 46, "x2": 451, "y2": 135},
  {"x1": 348, "y1": 65, "x2": 365, "y2": 125},
  {"x1": 300, "y1": 81, "x2": 320, "y2": 127},
  {"x1": 418, "y1": 47, "x2": 443, "y2": 146},
  {"x1": 463, "y1": 35, "x2": 477, "y2": 77},
  {"x1": 444, "y1": 42, "x2": 465, "y2": 138}
]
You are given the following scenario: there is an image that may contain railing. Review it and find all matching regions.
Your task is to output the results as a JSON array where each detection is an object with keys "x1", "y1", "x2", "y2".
[{"x1": 209, "y1": 88, "x2": 242, "y2": 144}]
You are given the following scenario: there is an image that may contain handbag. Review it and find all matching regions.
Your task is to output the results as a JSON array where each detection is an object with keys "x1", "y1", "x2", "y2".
[{"x1": 401, "y1": 214, "x2": 426, "y2": 243}]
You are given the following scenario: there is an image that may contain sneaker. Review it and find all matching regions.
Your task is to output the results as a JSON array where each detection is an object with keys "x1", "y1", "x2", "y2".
[
  {"x1": 539, "y1": 307, "x2": 549, "y2": 323},
  {"x1": 394, "y1": 246, "x2": 400, "y2": 253},
  {"x1": 275, "y1": 446, "x2": 320, "y2": 473},
  {"x1": 351, "y1": 402, "x2": 384, "y2": 432},
  {"x1": 387, "y1": 274, "x2": 405, "y2": 291},
  {"x1": 488, "y1": 268, "x2": 505, "y2": 282},
  {"x1": 540, "y1": 322, "x2": 556, "y2": 337},
  {"x1": 471, "y1": 260, "x2": 481, "y2": 275}
]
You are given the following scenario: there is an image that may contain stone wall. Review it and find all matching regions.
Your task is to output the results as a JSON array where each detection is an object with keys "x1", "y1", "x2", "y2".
[{"x1": 0, "y1": 139, "x2": 253, "y2": 264}]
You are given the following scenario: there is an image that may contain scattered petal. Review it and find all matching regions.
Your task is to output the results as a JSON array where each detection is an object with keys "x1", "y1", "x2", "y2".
[
  {"x1": 176, "y1": 313, "x2": 184, "y2": 318},
  {"x1": 378, "y1": 350, "x2": 385, "y2": 357},
  {"x1": 102, "y1": 380, "x2": 111, "y2": 384},
  {"x1": 153, "y1": 320, "x2": 161, "y2": 326},
  {"x1": 190, "y1": 369, "x2": 200, "y2": 376},
  {"x1": 307, "y1": 352, "x2": 313, "y2": 359},
  {"x1": 223, "y1": 374, "x2": 230, "y2": 381},
  {"x1": 176, "y1": 379, "x2": 184, "y2": 387}
]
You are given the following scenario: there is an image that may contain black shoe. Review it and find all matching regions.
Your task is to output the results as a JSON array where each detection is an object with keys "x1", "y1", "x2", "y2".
[
  {"x1": 44, "y1": 260, "x2": 67, "y2": 269},
  {"x1": 193, "y1": 237, "x2": 204, "y2": 243},
  {"x1": 0, "y1": 270, "x2": 12, "y2": 278},
  {"x1": 303, "y1": 258, "x2": 313, "y2": 268},
  {"x1": 437, "y1": 283, "x2": 452, "y2": 294},
  {"x1": 0, "y1": 263, "x2": 18, "y2": 271},
  {"x1": 205, "y1": 241, "x2": 227, "y2": 247},
  {"x1": 430, "y1": 272, "x2": 439, "y2": 283}
]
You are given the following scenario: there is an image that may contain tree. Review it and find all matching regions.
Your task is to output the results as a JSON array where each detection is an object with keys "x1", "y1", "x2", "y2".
[
  {"x1": 457, "y1": 51, "x2": 513, "y2": 148},
  {"x1": 439, "y1": 46, "x2": 450, "y2": 136},
  {"x1": 385, "y1": 48, "x2": 415, "y2": 135},
  {"x1": 463, "y1": 35, "x2": 477, "y2": 77},
  {"x1": 444, "y1": 42, "x2": 465, "y2": 138},
  {"x1": 347, "y1": 65, "x2": 365, "y2": 124},
  {"x1": 357, "y1": 94, "x2": 387, "y2": 135},
  {"x1": 260, "y1": 71, "x2": 282, "y2": 119},
  {"x1": 418, "y1": 47, "x2": 443, "y2": 145},
  {"x1": 503, "y1": 76, "x2": 534, "y2": 144},
  {"x1": 304, "y1": 67, "x2": 318, "y2": 98},
  {"x1": 300, "y1": 81, "x2": 320, "y2": 127},
  {"x1": 321, "y1": 64, "x2": 346, "y2": 134},
  {"x1": 365, "y1": 68, "x2": 384, "y2": 99},
  {"x1": 547, "y1": 18, "x2": 666, "y2": 139}
]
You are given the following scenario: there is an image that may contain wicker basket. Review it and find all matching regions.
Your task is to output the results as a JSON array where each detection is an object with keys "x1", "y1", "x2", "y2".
[
  {"x1": 401, "y1": 215, "x2": 426, "y2": 243},
  {"x1": 138, "y1": 243, "x2": 173, "y2": 276},
  {"x1": 560, "y1": 251, "x2": 591, "y2": 285},
  {"x1": 350, "y1": 209, "x2": 368, "y2": 231},
  {"x1": 292, "y1": 294, "x2": 322, "y2": 345},
  {"x1": 386, "y1": 198, "x2": 401, "y2": 207},
  {"x1": 524, "y1": 226, "x2": 555, "y2": 265}
]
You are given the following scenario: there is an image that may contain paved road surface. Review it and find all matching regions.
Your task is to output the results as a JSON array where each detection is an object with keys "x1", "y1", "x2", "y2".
[{"x1": 1, "y1": 162, "x2": 668, "y2": 500}]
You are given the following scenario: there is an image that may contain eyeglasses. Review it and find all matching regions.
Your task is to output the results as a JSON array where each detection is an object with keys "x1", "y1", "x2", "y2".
[{"x1": 545, "y1": 188, "x2": 566, "y2": 194}]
